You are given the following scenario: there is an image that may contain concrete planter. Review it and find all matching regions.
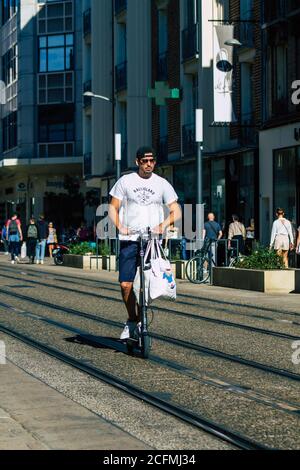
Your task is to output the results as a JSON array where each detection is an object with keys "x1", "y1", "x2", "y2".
[
  {"x1": 213, "y1": 267, "x2": 295, "y2": 293},
  {"x1": 63, "y1": 254, "x2": 116, "y2": 271},
  {"x1": 102, "y1": 255, "x2": 116, "y2": 271},
  {"x1": 175, "y1": 260, "x2": 188, "y2": 280},
  {"x1": 295, "y1": 270, "x2": 300, "y2": 293},
  {"x1": 64, "y1": 254, "x2": 93, "y2": 270}
]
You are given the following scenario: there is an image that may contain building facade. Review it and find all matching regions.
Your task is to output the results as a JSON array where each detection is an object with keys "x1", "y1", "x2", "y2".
[
  {"x1": 83, "y1": 0, "x2": 260, "y2": 237},
  {"x1": 0, "y1": 0, "x2": 87, "y2": 231},
  {"x1": 259, "y1": 0, "x2": 300, "y2": 245},
  {"x1": 83, "y1": 0, "x2": 300, "y2": 244}
]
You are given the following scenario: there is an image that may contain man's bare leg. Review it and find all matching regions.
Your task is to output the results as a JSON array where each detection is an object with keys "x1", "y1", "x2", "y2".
[{"x1": 120, "y1": 282, "x2": 140, "y2": 322}]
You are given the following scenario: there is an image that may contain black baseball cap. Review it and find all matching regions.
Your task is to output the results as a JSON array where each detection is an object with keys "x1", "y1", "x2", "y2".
[{"x1": 136, "y1": 146, "x2": 156, "y2": 160}]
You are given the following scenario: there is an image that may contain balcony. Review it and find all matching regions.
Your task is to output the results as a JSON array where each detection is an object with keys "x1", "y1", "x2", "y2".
[
  {"x1": 38, "y1": 142, "x2": 74, "y2": 159},
  {"x1": 83, "y1": 80, "x2": 92, "y2": 109},
  {"x1": 157, "y1": 136, "x2": 168, "y2": 163},
  {"x1": 83, "y1": 8, "x2": 91, "y2": 39},
  {"x1": 182, "y1": 24, "x2": 199, "y2": 62},
  {"x1": 157, "y1": 51, "x2": 168, "y2": 81},
  {"x1": 115, "y1": 0, "x2": 127, "y2": 16},
  {"x1": 84, "y1": 152, "x2": 92, "y2": 176},
  {"x1": 182, "y1": 124, "x2": 195, "y2": 157},
  {"x1": 115, "y1": 61, "x2": 127, "y2": 92}
]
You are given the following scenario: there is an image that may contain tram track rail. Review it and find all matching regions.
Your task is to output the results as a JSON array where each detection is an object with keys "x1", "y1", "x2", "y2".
[
  {"x1": 0, "y1": 270, "x2": 299, "y2": 342},
  {"x1": 1, "y1": 297, "x2": 300, "y2": 418},
  {"x1": 2, "y1": 264, "x2": 299, "y2": 319},
  {"x1": 0, "y1": 320, "x2": 271, "y2": 450},
  {"x1": 0, "y1": 288, "x2": 299, "y2": 382}
]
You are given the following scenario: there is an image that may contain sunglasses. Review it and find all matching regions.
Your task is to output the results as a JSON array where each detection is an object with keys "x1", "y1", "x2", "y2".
[{"x1": 139, "y1": 158, "x2": 156, "y2": 164}]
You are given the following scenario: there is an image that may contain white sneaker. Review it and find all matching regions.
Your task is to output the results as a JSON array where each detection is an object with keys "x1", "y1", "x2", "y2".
[
  {"x1": 120, "y1": 321, "x2": 137, "y2": 340},
  {"x1": 40, "y1": 260, "x2": 44, "y2": 265},
  {"x1": 11, "y1": 260, "x2": 15, "y2": 264},
  {"x1": 15, "y1": 256, "x2": 20, "y2": 263},
  {"x1": 36, "y1": 260, "x2": 40, "y2": 264}
]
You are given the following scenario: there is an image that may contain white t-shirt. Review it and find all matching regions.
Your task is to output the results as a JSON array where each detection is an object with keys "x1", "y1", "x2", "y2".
[{"x1": 110, "y1": 172, "x2": 178, "y2": 241}]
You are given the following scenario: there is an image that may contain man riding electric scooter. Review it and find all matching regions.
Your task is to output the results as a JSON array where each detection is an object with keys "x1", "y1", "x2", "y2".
[{"x1": 108, "y1": 146, "x2": 181, "y2": 351}]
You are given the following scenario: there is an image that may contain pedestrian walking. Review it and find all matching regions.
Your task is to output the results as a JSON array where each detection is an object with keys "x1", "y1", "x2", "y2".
[
  {"x1": 202, "y1": 212, "x2": 223, "y2": 264},
  {"x1": 228, "y1": 214, "x2": 246, "y2": 255},
  {"x1": 25, "y1": 217, "x2": 40, "y2": 264},
  {"x1": 1, "y1": 222, "x2": 9, "y2": 254},
  {"x1": 270, "y1": 208, "x2": 294, "y2": 268},
  {"x1": 47, "y1": 222, "x2": 57, "y2": 258},
  {"x1": 6, "y1": 214, "x2": 23, "y2": 264},
  {"x1": 36, "y1": 214, "x2": 48, "y2": 264}
]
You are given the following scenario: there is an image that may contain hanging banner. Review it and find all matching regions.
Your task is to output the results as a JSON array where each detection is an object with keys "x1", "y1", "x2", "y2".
[{"x1": 213, "y1": 25, "x2": 237, "y2": 123}]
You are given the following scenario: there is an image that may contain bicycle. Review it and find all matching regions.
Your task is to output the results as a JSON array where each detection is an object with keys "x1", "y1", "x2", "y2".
[
  {"x1": 185, "y1": 238, "x2": 215, "y2": 284},
  {"x1": 126, "y1": 227, "x2": 153, "y2": 359}
]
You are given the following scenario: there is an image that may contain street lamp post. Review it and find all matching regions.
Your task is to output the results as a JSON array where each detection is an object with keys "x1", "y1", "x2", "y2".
[
  {"x1": 83, "y1": 91, "x2": 121, "y2": 265},
  {"x1": 195, "y1": 109, "x2": 204, "y2": 249}
]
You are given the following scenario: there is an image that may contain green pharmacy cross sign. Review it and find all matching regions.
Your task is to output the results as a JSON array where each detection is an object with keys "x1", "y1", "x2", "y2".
[{"x1": 148, "y1": 81, "x2": 180, "y2": 106}]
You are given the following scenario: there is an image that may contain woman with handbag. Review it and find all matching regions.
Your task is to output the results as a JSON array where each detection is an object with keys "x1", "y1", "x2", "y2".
[{"x1": 270, "y1": 208, "x2": 294, "y2": 268}]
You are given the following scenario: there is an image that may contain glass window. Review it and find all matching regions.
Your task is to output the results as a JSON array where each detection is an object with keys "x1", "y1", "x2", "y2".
[
  {"x1": 48, "y1": 47, "x2": 65, "y2": 71},
  {"x1": 274, "y1": 148, "x2": 296, "y2": 221},
  {"x1": 48, "y1": 35, "x2": 64, "y2": 47},
  {"x1": 38, "y1": 34, "x2": 74, "y2": 72},
  {"x1": 2, "y1": 111, "x2": 17, "y2": 151}
]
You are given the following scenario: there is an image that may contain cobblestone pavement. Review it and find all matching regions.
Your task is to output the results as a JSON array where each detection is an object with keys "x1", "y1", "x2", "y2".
[{"x1": 0, "y1": 255, "x2": 299, "y2": 450}]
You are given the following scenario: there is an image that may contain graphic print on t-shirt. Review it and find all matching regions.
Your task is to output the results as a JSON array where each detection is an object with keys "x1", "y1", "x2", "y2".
[
  {"x1": 110, "y1": 172, "x2": 178, "y2": 241},
  {"x1": 133, "y1": 187, "x2": 156, "y2": 206}
]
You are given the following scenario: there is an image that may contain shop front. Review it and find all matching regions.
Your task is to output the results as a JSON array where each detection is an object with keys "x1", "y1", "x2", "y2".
[{"x1": 173, "y1": 150, "x2": 257, "y2": 238}]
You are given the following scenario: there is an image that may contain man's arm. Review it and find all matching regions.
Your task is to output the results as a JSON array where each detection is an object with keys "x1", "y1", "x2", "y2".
[
  {"x1": 18, "y1": 223, "x2": 23, "y2": 241},
  {"x1": 154, "y1": 201, "x2": 182, "y2": 234},
  {"x1": 218, "y1": 230, "x2": 223, "y2": 240},
  {"x1": 108, "y1": 197, "x2": 130, "y2": 235}
]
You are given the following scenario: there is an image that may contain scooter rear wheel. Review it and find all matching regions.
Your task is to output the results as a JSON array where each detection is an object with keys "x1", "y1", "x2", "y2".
[{"x1": 141, "y1": 334, "x2": 151, "y2": 359}]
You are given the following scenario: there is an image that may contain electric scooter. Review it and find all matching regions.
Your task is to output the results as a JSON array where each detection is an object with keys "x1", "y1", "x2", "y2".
[{"x1": 126, "y1": 228, "x2": 152, "y2": 359}]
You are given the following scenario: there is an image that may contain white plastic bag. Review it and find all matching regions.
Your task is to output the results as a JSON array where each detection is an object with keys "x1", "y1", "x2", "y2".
[
  {"x1": 133, "y1": 239, "x2": 176, "y2": 305},
  {"x1": 149, "y1": 240, "x2": 176, "y2": 302},
  {"x1": 21, "y1": 242, "x2": 27, "y2": 259}
]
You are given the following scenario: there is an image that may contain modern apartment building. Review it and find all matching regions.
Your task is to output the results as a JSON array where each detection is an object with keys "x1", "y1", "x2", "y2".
[
  {"x1": 0, "y1": 0, "x2": 85, "y2": 230},
  {"x1": 259, "y1": 0, "x2": 300, "y2": 244},
  {"x1": 83, "y1": 0, "x2": 300, "y2": 243},
  {"x1": 83, "y1": 0, "x2": 258, "y2": 234}
]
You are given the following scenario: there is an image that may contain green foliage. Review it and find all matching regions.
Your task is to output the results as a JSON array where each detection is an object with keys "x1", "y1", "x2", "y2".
[
  {"x1": 69, "y1": 242, "x2": 96, "y2": 255},
  {"x1": 69, "y1": 241, "x2": 111, "y2": 256},
  {"x1": 98, "y1": 242, "x2": 111, "y2": 256},
  {"x1": 235, "y1": 246, "x2": 285, "y2": 270}
]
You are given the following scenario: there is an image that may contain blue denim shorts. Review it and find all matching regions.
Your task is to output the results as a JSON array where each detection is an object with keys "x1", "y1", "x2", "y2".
[{"x1": 119, "y1": 241, "x2": 140, "y2": 283}]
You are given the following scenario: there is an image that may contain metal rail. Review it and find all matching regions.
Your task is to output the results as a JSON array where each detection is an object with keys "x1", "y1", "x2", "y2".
[
  {"x1": 0, "y1": 322, "x2": 270, "y2": 450},
  {"x1": 0, "y1": 290, "x2": 299, "y2": 382},
  {"x1": 0, "y1": 271, "x2": 299, "y2": 342}
]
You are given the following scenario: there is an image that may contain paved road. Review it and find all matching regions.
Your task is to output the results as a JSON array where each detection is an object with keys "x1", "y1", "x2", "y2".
[{"x1": 0, "y1": 256, "x2": 299, "y2": 450}]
